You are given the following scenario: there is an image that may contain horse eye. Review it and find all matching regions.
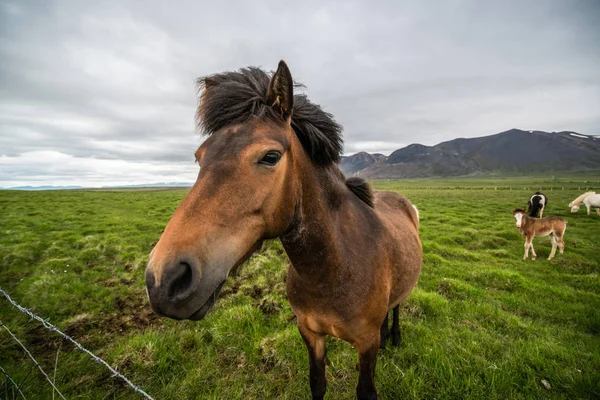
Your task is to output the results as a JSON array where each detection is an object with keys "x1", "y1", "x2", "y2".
[{"x1": 259, "y1": 151, "x2": 281, "y2": 166}]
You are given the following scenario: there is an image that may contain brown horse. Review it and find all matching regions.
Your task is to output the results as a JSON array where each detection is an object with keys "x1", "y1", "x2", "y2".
[
  {"x1": 145, "y1": 61, "x2": 422, "y2": 399},
  {"x1": 513, "y1": 208, "x2": 566, "y2": 260}
]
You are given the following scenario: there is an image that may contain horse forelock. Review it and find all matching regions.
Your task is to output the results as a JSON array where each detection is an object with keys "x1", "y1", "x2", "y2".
[{"x1": 195, "y1": 66, "x2": 343, "y2": 165}]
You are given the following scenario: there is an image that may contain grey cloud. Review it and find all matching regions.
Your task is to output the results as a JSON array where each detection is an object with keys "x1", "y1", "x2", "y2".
[{"x1": 1, "y1": 0, "x2": 599, "y2": 186}]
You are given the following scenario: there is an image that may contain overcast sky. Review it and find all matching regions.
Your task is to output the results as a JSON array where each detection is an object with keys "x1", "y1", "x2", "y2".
[{"x1": 1, "y1": 0, "x2": 599, "y2": 187}]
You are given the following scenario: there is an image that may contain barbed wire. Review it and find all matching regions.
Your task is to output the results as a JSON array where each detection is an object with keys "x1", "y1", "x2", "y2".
[
  {"x1": 0, "y1": 363, "x2": 27, "y2": 399},
  {"x1": 0, "y1": 286, "x2": 154, "y2": 400},
  {"x1": 0, "y1": 320, "x2": 66, "y2": 400}
]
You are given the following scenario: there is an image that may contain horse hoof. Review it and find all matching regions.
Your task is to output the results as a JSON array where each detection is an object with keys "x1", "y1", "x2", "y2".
[{"x1": 357, "y1": 390, "x2": 378, "y2": 400}]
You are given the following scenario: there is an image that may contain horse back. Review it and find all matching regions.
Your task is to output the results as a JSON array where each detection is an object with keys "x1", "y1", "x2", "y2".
[
  {"x1": 528, "y1": 216, "x2": 567, "y2": 237},
  {"x1": 373, "y1": 191, "x2": 422, "y2": 308},
  {"x1": 373, "y1": 191, "x2": 419, "y2": 230},
  {"x1": 584, "y1": 193, "x2": 600, "y2": 207}
]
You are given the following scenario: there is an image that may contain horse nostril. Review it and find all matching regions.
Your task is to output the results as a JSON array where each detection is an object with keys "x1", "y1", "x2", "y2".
[
  {"x1": 167, "y1": 261, "x2": 194, "y2": 299},
  {"x1": 145, "y1": 269, "x2": 156, "y2": 290}
]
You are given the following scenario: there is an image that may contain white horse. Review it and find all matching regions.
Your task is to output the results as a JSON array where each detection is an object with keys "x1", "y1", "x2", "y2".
[{"x1": 569, "y1": 192, "x2": 600, "y2": 215}]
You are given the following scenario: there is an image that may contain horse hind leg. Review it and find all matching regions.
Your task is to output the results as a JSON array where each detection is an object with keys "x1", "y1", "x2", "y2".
[
  {"x1": 391, "y1": 306, "x2": 401, "y2": 347},
  {"x1": 557, "y1": 233, "x2": 565, "y2": 255},
  {"x1": 379, "y1": 313, "x2": 390, "y2": 349},
  {"x1": 559, "y1": 237, "x2": 565, "y2": 254},
  {"x1": 548, "y1": 234, "x2": 558, "y2": 260}
]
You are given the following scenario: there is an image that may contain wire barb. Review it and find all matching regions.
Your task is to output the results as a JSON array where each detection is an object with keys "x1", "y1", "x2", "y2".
[{"x1": 0, "y1": 286, "x2": 154, "y2": 400}]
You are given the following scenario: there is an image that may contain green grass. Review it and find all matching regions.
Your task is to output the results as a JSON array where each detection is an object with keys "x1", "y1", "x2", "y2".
[
  {"x1": 1, "y1": 181, "x2": 599, "y2": 399},
  {"x1": 372, "y1": 171, "x2": 600, "y2": 189}
]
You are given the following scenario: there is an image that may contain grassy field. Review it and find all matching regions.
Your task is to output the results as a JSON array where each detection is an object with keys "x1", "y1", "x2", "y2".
[{"x1": 1, "y1": 179, "x2": 599, "y2": 399}]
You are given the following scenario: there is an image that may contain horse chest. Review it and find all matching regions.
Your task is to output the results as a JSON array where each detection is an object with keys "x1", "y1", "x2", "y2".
[
  {"x1": 286, "y1": 283, "x2": 350, "y2": 321},
  {"x1": 286, "y1": 275, "x2": 383, "y2": 341}
]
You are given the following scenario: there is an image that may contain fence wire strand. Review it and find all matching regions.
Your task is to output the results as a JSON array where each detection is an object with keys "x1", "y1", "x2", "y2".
[
  {"x1": 0, "y1": 320, "x2": 66, "y2": 400},
  {"x1": 0, "y1": 364, "x2": 27, "y2": 400},
  {"x1": 0, "y1": 287, "x2": 154, "y2": 400}
]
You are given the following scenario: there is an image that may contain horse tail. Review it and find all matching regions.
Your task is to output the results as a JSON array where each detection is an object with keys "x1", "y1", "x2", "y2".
[{"x1": 412, "y1": 204, "x2": 420, "y2": 222}]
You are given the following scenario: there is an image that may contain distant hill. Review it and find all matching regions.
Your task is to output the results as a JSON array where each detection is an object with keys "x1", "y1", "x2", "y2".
[
  {"x1": 100, "y1": 182, "x2": 193, "y2": 189},
  {"x1": 340, "y1": 129, "x2": 600, "y2": 178},
  {"x1": 339, "y1": 152, "x2": 387, "y2": 174},
  {"x1": 4, "y1": 182, "x2": 193, "y2": 190},
  {"x1": 6, "y1": 185, "x2": 84, "y2": 191}
]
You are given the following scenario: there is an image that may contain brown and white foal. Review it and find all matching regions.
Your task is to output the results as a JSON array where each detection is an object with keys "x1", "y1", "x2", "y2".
[{"x1": 512, "y1": 209, "x2": 567, "y2": 260}]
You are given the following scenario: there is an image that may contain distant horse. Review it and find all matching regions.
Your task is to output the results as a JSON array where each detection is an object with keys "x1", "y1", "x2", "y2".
[
  {"x1": 527, "y1": 192, "x2": 547, "y2": 218},
  {"x1": 569, "y1": 192, "x2": 600, "y2": 215},
  {"x1": 512, "y1": 209, "x2": 566, "y2": 260},
  {"x1": 145, "y1": 61, "x2": 422, "y2": 400}
]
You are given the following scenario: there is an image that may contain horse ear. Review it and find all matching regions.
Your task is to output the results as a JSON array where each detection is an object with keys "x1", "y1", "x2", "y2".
[{"x1": 267, "y1": 60, "x2": 294, "y2": 122}]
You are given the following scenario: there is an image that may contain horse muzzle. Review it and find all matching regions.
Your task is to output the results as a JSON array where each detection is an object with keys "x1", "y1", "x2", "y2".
[{"x1": 145, "y1": 256, "x2": 225, "y2": 320}]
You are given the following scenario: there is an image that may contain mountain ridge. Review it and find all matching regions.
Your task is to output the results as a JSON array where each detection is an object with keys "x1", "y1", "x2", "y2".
[{"x1": 340, "y1": 129, "x2": 600, "y2": 178}]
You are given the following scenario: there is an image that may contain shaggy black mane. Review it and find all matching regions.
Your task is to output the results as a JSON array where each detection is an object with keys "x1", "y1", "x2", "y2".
[
  {"x1": 196, "y1": 67, "x2": 343, "y2": 165},
  {"x1": 345, "y1": 177, "x2": 374, "y2": 208}
]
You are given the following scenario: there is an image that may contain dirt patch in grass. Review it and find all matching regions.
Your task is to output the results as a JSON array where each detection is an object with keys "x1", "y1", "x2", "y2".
[{"x1": 62, "y1": 295, "x2": 160, "y2": 345}]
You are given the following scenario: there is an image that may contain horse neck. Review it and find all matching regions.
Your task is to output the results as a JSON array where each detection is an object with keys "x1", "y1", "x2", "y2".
[
  {"x1": 520, "y1": 214, "x2": 532, "y2": 227},
  {"x1": 280, "y1": 163, "x2": 348, "y2": 280}
]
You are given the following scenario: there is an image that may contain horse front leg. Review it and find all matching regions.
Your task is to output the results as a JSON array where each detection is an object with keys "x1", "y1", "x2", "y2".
[
  {"x1": 529, "y1": 240, "x2": 537, "y2": 260},
  {"x1": 354, "y1": 334, "x2": 380, "y2": 400},
  {"x1": 298, "y1": 323, "x2": 327, "y2": 400},
  {"x1": 523, "y1": 237, "x2": 532, "y2": 259},
  {"x1": 539, "y1": 205, "x2": 544, "y2": 218}
]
